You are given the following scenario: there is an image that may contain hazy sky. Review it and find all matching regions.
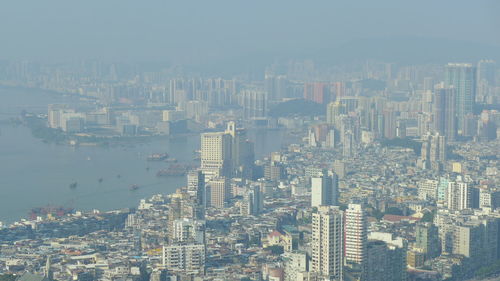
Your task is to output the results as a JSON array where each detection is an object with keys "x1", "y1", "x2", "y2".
[{"x1": 1, "y1": 0, "x2": 499, "y2": 64}]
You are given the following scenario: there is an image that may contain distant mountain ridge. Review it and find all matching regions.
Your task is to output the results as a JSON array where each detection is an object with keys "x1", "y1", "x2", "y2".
[{"x1": 187, "y1": 37, "x2": 500, "y2": 76}]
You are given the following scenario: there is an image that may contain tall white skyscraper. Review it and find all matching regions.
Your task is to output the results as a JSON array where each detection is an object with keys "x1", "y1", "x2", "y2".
[
  {"x1": 200, "y1": 131, "x2": 232, "y2": 179},
  {"x1": 311, "y1": 206, "x2": 344, "y2": 280},
  {"x1": 447, "y1": 180, "x2": 474, "y2": 211},
  {"x1": 311, "y1": 172, "x2": 339, "y2": 207},
  {"x1": 344, "y1": 204, "x2": 368, "y2": 267}
]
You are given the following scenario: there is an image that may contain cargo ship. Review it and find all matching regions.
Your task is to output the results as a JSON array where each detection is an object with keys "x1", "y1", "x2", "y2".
[
  {"x1": 29, "y1": 206, "x2": 74, "y2": 220},
  {"x1": 147, "y1": 153, "x2": 169, "y2": 161},
  {"x1": 156, "y1": 164, "x2": 189, "y2": 177}
]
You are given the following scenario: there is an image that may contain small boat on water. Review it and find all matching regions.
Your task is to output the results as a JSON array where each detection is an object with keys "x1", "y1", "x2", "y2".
[
  {"x1": 69, "y1": 182, "x2": 78, "y2": 189},
  {"x1": 156, "y1": 164, "x2": 189, "y2": 177},
  {"x1": 130, "y1": 184, "x2": 139, "y2": 191},
  {"x1": 147, "y1": 153, "x2": 169, "y2": 161},
  {"x1": 98, "y1": 178, "x2": 103, "y2": 183},
  {"x1": 165, "y1": 158, "x2": 178, "y2": 163}
]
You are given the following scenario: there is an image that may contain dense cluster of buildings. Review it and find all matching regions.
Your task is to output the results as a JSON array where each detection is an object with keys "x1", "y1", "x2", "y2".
[{"x1": 0, "y1": 58, "x2": 499, "y2": 281}]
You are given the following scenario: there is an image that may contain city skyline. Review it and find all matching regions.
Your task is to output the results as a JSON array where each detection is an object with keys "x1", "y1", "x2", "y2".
[{"x1": 1, "y1": 1, "x2": 500, "y2": 281}]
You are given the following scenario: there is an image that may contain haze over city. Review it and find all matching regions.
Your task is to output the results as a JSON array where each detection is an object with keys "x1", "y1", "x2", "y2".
[
  {"x1": 0, "y1": 1, "x2": 500, "y2": 281},
  {"x1": 2, "y1": 1, "x2": 500, "y2": 64}
]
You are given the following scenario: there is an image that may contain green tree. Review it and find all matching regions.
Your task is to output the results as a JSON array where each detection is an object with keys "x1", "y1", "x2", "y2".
[
  {"x1": 420, "y1": 212, "x2": 434, "y2": 223},
  {"x1": 265, "y1": 245, "x2": 284, "y2": 255},
  {"x1": 269, "y1": 99, "x2": 325, "y2": 117},
  {"x1": 371, "y1": 209, "x2": 384, "y2": 220}
]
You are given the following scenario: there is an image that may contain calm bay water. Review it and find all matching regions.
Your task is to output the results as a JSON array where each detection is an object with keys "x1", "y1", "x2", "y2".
[{"x1": 0, "y1": 87, "x2": 287, "y2": 224}]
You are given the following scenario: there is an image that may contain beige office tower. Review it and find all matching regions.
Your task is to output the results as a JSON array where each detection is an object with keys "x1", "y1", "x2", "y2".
[
  {"x1": 345, "y1": 204, "x2": 367, "y2": 269},
  {"x1": 201, "y1": 121, "x2": 254, "y2": 180},
  {"x1": 311, "y1": 206, "x2": 344, "y2": 281},
  {"x1": 206, "y1": 177, "x2": 230, "y2": 209},
  {"x1": 200, "y1": 131, "x2": 232, "y2": 179}
]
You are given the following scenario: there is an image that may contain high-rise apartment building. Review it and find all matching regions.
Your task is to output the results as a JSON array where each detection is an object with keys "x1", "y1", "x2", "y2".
[
  {"x1": 187, "y1": 170, "x2": 206, "y2": 209},
  {"x1": 344, "y1": 204, "x2": 367, "y2": 273},
  {"x1": 162, "y1": 244, "x2": 205, "y2": 275},
  {"x1": 283, "y1": 252, "x2": 308, "y2": 281},
  {"x1": 366, "y1": 240, "x2": 407, "y2": 281},
  {"x1": 264, "y1": 161, "x2": 285, "y2": 182},
  {"x1": 206, "y1": 177, "x2": 230, "y2": 209},
  {"x1": 420, "y1": 132, "x2": 447, "y2": 171},
  {"x1": 311, "y1": 172, "x2": 339, "y2": 207},
  {"x1": 477, "y1": 60, "x2": 496, "y2": 87},
  {"x1": 265, "y1": 74, "x2": 288, "y2": 101},
  {"x1": 171, "y1": 218, "x2": 205, "y2": 244},
  {"x1": 239, "y1": 90, "x2": 268, "y2": 119},
  {"x1": 453, "y1": 223, "x2": 483, "y2": 260},
  {"x1": 383, "y1": 110, "x2": 397, "y2": 140},
  {"x1": 311, "y1": 206, "x2": 344, "y2": 280},
  {"x1": 366, "y1": 232, "x2": 407, "y2": 281},
  {"x1": 415, "y1": 223, "x2": 440, "y2": 259},
  {"x1": 225, "y1": 122, "x2": 255, "y2": 179},
  {"x1": 444, "y1": 63, "x2": 476, "y2": 133},
  {"x1": 241, "y1": 184, "x2": 264, "y2": 216},
  {"x1": 326, "y1": 101, "x2": 347, "y2": 126},
  {"x1": 304, "y1": 82, "x2": 332, "y2": 105},
  {"x1": 333, "y1": 160, "x2": 346, "y2": 179},
  {"x1": 342, "y1": 130, "x2": 355, "y2": 159},
  {"x1": 418, "y1": 179, "x2": 439, "y2": 201},
  {"x1": 446, "y1": 180, "x2": 478, "y2": 211},
  {"x1": 476, "y1": 60, "x2": 496, "y2": 103},
  {"x1": 48, "y1": 104, "x2": 67, "y2": 129},
  {"x1": 433, "y1": 88, "x2": 457, "y2": 141}
]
